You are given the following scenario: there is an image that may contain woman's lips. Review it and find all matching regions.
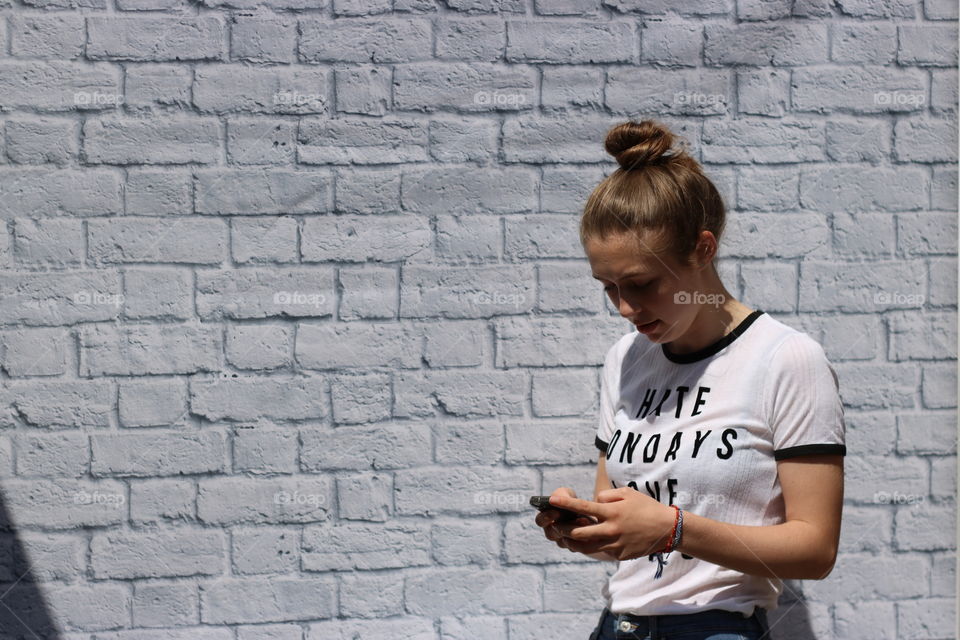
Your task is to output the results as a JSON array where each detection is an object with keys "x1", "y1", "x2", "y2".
[{"x1": 636, "y1": 319, "x2": 659, "y2": 334}]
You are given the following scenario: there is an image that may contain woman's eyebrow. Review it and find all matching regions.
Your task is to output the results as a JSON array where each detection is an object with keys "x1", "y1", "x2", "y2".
[{"x1": 591, "y1": 271, "x2": 649, "y2": 281}]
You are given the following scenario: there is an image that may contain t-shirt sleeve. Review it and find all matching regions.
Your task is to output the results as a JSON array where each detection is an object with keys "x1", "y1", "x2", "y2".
[
  {"x1": 595, "y1": 340, "x2": 620, "y2": 454},
  {"x1": 764, "y1": 333, "x2": 847, "y2": 461}
]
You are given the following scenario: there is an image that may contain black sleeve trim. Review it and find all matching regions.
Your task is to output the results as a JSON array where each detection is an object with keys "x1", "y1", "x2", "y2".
[
  {"x1": 595, "y1": 436, "x2": 608, "y2": 453},
  {"x1": 774, "y1": 444, "x2": 846, "y2": 461}
]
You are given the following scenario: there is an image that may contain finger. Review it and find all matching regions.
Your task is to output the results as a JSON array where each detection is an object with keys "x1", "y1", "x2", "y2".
[
  {"x1": 535, "y1": 511, "x2": 556, "y2": 527},
  {"x1": 564, "y1": 521, "x2": 616, "y2": 542},
  {"x1": 549, "y1": 494, "x2": 605, "y2": 519},
  {"x1": 596, "y1": 487, "x2": 630, "y2": 502},
  {"x1": 553, "y1": 487, "x2": 577, "y2": 499}
]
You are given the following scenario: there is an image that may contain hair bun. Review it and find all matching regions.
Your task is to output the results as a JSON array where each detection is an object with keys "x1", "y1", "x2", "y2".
[{"x1": 604, "y1": 120, "x2": 681, "y2": 170}]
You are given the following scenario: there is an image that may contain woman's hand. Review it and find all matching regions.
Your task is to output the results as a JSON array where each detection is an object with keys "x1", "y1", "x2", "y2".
[
  {"x1": 534, "y1": 487, "x2": 603, "y2": 554},
  {"x1": 549, "y1": 487, "x2": 678, "y2": 561}
]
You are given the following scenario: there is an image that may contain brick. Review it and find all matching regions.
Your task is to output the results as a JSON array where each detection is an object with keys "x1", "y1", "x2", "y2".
[
  {"x1": 124, "y1": 65, "x2": 192, "y2": 110},
  {"x1": 0, "y1": 168, "x2": 122, "y2": 217},
  {"x1": 133, "y1": 582, "x2": 198, "y2": 628},
  {"x1": 799, "y1": 260, "x2": 926, "y2": 313},
  {"x1": 641, "y1": 20, "x2": 701, "y2": 66},
  {"x1": 836, "y1": 0, "x2": 916, "y2": 17},
  {"x1": 432, "y1": 519, "x2": 500, "y2": 565},
  {"x1": 335, "y1": 168, "x2": 401, "y2": 214},
  {"x1": 15, "y1": 432, "x2": 88, "y2": 477},
  {"x1": 702, "y1": 118, "x2": 824, "y2": 163},
  {"x1": 736, "y1": 69, "x2": 789, "y2": 116},
  {"x1": 122, "y1": 268, "x2": 193, "y2": 320},
  {"x1": 91, "y1": 528, "x2": 225, "y2": 578},
  {"x1": 792, "y1": 67, "x2": 927, "y2": 114},
  {"x1": 195, "y1": 169, "x2": 331, "y2": 215},
  {"x1": 226, "y1": 118, "x2": 296, "y2": 165},
  {"x1": 896, "y1": 412, "x2": 957, "y2": 454},
  {"x1": 230, "y1": 15, "x2": 296, "y2": 63},
  {"x1": 433, "y1": 420, "x2": 503, "y2": 465},
  {"x1": 83, "y1": 116, "x2": 221, "y2": 165},
  {"x1": 335, "y1": 66, "x2": 391, "y2": 115},
  {"x1": 800, "y1": 166, "x2": 928, "y2": 211},
  {"x1": 334, "y1": 0, "x2": 392, "y2": 15},
  {"x1": 436, "y1": 18, "x2": 506, "y2": 61},
  {"x1": 898, "y1": 25, "x2": 959, "y2": 66},
  {"x1": 200, "y1": 577, "x2": 335, "y2": 624},
  {"x1": 0, "y1": 327, "x2": 70, "y2": 377},
  {"x1": 233, "y1": 427, "x2": 298, "y2": 473},
  {"x1": 231, "y1": 216, "x2": 298, "y2": 264},
  {"x1": 506, "y1": 20, "x2": 635, "y2": 63},
  {"x1": 835, "y1": 364, "x2": 919, "y2": 410},
  {"x1": 606, "y1": 67, "x2": 730, "y2": 115},
  {"x1": 331, "y1": 371, "x2": 393, "y2": 425},
  {"x1": 5, "y1": 118, "x2": 79, "y2": 165},
  {"x1": 301, "y1": 522, "x2": 430, "y2": 570},
  {"x1": 537, "y1": 262, "x2": 604, "y2": 314},
  {"x1": 603, "y1": 0, "x2": 730, "y2": 14},
  {"x1": 393, "y1": 62, "x2": 536, "y2": 112},
  {"x1": 436, "y1": 215, "x2": 500, "y2": 261},
  {"x1": 541, "y1": 66, "x2": 604, "y2": 110},
  {"x1": 2, "y1": 478, "x2": 125, "y2": 528},
  {"x1": 340, "y1": 572, "x2": 404, "y2": 617},
  {"x1": 830, "y1": 23, "x2": 897, "y2": 64},
  {"x1": 832, "y1": 212, "x2": 896, "y2": 259},
  {"x1": 741, "y1": 262, "x2": 798, "y2": 312},
  {"x1": 506, "y1": 421, "x2": 596, "y2": 464},
  {"x1": 894, "y1": 118, "x2": 958, "y2": 162},
  {"x1": 299, "y1": 18, "x2": 431, "y2": 63},
  {"x1": 400, "y1": 265, "x2": 535, "y2": 318},
  {"x1": 401, "y1": 167, "x2": 537, "y2": 213},
  {"x1": 394, "y1": 369, "x2": 527, "y2": 417},
  {"x1": 931, "y1": 69, "x2": 958, "y2": 113},
  {"x1": 42, "y1": 583, "x2": 129, "y2": 631},
  {"x1": 2, "y1": 380, "x2": 114, "y2": 428},
  {"x1": 405, "y1": 568, "x2": 541, "y2": 615},
  {"x1": 86, "y1": 17, "x2": 226, "y2": 61},
  {"x1": 296, "y1": 322, "x2": 421, "y2": 369},
  {"x1": 304, "y1": 214, "x2": 432, "y2": 262},
  {"x1": 300, "y1": 424, "x2": 431, "y2": 471},
  {"x1": 931, "y1": 165, "x2": 958, "y2": 210},
  {"x1": 535, "y1": 0, "x2": 602, "y2": 14},
  {"x1": 422, "y1": 320, "x2": 486, "y2": 367},
  {"x1": 231, "y1": 525, "x2": 299, "y2": 574},
  {"x1": 88, "y1": 217, "x2": 227, "y2": 264},
  {"x1": 125, "y1": 169, "x2": 192, "y2": 215},
  {"x1": 15, "y1": 532, "x2": 85, "y2": 581},
  {"x1": 298, "y1": 117, "x2": 427, "y2": 164},
  {"x1": 494, "y1": 317, "x2": 626, "y2": 366},
  {"x1": 193, "y1": 66, "x2": 329, "y2": 114},
  {"x1": 11, "y1": 215, "x2": 84, "y2": 269},
  {"x1": 925, "y1": 0, "x2": 959, "y2": 18},
  {"x1": 196, "y1": 267, "x2": 335, "y2": 319},
  {"x1": 338, "y1": 267, "x2": 400, "y2": 320},
  {"x1": 91, "y1": 431, "x2": 227, "y2": 477},
  {"x1": 198, "y1": 476, "x2": 333, "y2": 524},
  {"x1": 395, "y1": 466, "x2": 538, "y2": 515},
  {"x1": 190, "y1": 375, "x2": 328, "y2": 422},
  {"x1": 130, "y1": 478, "x2": 195, "y2": 524},
  {"x1": 10, "y1": 15, "x2": 85, "y2": 59},
  {"x1": 898, "y1": 212, "x2": 958, "y2": 255},
  {"x1": 704, "y1": 23, "x2": 827, "y2": 65},
  {"x1": 531, "y1": 369, "x2": 597, "y2": 417},
  {"x1": 928, "y1": 258, "x2": 958, "y2": 308},
  {"x1": 826, "y1": 120, "x2": 890, "y2": 163},
  {"x1": 0, "y1": 61, "x2": 121, "y2": 112},
  {"x1": 337, "y1": 473, "x2": 393, "y2": 521},
  {"x1": 426, "y1": 118, "x2": 498, "y2": 162},
  {"x1": 79, "y1": 323, "x2": 221, "y2": 376},
  {"x1": 0, "y1": 271, "x2": 123, "y2": 326},
  {"x1": 444, "y1": 0, "x2": 524, "y2": 11},
  {"x1": 226, "y1": 323, "x2": 293, "y2": 370},
  {"x1": 503, "y1": 115, "x2": 619, "y2": 163},
  {"x1": 736, "y1": 167, "x2": 800, "y2": 211}
]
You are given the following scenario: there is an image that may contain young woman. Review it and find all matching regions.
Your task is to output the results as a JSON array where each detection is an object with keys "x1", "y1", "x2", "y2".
[{"x1": 534, "y1": 120, "x2": 846, "y2": 640}]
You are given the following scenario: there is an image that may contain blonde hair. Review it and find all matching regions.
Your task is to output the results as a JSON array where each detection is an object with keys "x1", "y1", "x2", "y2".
[{"x1": 580, "y1": 119, "x2": 726, "y2": 268}]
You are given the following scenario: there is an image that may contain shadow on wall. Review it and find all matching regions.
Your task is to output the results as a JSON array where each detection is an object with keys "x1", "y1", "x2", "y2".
[{"x1": 0, "y1": 494, "x2": 60, "y2": 640}]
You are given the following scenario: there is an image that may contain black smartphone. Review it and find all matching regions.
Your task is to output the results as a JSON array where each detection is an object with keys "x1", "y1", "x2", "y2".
[{"x1": 530, "y1": 495, "x2": 586, "y2": 523}]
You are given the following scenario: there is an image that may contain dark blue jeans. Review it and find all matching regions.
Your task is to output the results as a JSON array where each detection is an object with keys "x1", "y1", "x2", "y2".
[{"x1": 588, "y1": 606, "x2": 772, "y2": 640}]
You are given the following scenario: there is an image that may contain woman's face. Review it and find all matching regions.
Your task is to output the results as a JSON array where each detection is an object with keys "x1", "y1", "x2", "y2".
[{"x1": 584, "y1": 230, "x2": 700, "y2": 343}]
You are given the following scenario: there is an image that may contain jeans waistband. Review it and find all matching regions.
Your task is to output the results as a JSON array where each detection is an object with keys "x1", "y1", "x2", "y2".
[{"x1": 605, "y1": 606, "x2": 767, "y2": 635}]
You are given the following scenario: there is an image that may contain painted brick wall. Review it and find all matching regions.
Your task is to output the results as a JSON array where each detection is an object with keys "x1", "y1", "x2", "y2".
[{"x1": 0, "y1": 0, "x2": 956, "y2": 638}]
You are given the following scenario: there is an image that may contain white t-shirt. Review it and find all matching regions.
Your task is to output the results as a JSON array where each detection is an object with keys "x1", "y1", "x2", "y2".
[{"x1": 595, "y1": 309, "x2": 846, "y2": 617}]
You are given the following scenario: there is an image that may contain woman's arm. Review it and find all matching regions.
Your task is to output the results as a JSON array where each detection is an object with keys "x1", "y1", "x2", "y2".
[
  {"x1": 675, "y1": 454, "x2": 843, "y2": 580},
  {"x1": 555, "y1": 453, "x2": 844, "y2": 579}
]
